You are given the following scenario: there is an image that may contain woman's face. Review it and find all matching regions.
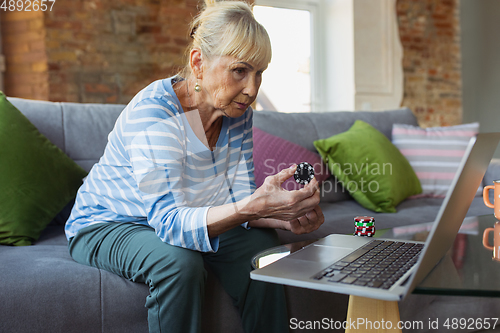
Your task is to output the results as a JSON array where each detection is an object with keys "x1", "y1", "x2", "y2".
[{"x1": 199, "y1": 55, "x2": 267, "y2": 118}]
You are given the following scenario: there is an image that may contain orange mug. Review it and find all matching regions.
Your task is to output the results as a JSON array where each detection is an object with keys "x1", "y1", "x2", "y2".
[
  {"x1": 483, "y1": 180, "x2": 500, "y2": 220},
  {"x1": 483, "y1": 222, "x2": 500, "y2": 261}
]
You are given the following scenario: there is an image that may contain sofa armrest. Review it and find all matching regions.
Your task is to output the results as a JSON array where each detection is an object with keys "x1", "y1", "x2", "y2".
[{"x1": 483, "y1": 158, "x2": 500, "y2": 187}]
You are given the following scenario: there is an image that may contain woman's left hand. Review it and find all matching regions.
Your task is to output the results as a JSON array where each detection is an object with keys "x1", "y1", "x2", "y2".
[
  {"x1": 248, "y1": 205, "x2": 324, "y2": 235},
  {"x1": 283, "y1": 205, "x2": 324, "y2": 235}
]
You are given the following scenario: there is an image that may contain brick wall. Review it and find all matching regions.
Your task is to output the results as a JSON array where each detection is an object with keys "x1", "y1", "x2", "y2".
[
  {"x1": 397, "y1": 0, "x2": 462, "y2": 127},
  {"x1": 1, "y1": 0, "x2": 199, "y2": 103},
  {"x1": 1, "y1": 0, "x2": 462, "y2": 128},
  {"x1": 43, "y1": 0, "x2": 199, "y2": 103},
  {"x1": 0, "y1": 10, "x2": 49, "y2": 100}
]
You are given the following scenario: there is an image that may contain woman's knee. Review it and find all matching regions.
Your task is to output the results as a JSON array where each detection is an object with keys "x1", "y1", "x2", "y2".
[
  {"x1": 150, "y1": 248, "x2": 206, "y2": 287},
  {"x1": 172, "y1": 251, "x2": 206, "y2": 282}
]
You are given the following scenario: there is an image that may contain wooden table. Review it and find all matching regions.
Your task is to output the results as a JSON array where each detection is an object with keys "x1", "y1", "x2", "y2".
[{"x1": 345, "y1": 296, "x2": 401, "y2": 332}]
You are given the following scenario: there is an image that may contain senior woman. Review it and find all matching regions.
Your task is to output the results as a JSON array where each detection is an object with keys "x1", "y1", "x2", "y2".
[{"x1": 65, "y1": 1, "x2": 324, "y2": 332}]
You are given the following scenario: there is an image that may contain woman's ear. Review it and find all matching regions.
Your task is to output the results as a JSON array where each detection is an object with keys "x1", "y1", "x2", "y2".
[{"x1": 189, "y1": 49, "x2": 203, "y2": 79}]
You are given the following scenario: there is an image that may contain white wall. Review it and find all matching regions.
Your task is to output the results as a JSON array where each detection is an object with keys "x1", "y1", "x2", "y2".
[
  {"x1": 323, "y1": 0, "x2": 403, "y2": 111},
  {"x1": 461, "y1": 0, "x2": 500, "y2": 158},
  {"x1": 352, "y1": 0, "x2": 403, "y2": 111},
  {"x1": 324, "y1": 0, "x2": 355, "y2": 111}
]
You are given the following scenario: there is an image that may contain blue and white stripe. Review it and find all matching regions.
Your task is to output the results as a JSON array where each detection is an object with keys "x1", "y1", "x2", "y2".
[{"x1": 65, "y1": 78, "x2": 255, "y2": 252}]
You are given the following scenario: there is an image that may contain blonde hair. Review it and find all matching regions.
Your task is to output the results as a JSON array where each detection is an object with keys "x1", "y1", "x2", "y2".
[{"x1": 183, "y1": 0, "x2": 272, "y2": 75}]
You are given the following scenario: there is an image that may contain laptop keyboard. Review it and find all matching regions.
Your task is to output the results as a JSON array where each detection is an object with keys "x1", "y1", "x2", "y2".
[{"x1": 312, "y1": 240, "x2": 423, "y2": 289}]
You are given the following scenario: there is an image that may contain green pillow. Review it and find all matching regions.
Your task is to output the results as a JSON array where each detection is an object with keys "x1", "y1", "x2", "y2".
[
  {"x1": 314, "y1": 120, "x2": 421, "y2": 213},
  {"x1": 0, "y1": 92, "x2": 87, "y2": 246}
]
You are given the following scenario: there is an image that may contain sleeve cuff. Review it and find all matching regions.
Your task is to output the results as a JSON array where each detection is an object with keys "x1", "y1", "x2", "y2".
[{"x1": 208, "y1": 236, "x2": 220, "y2": 252}]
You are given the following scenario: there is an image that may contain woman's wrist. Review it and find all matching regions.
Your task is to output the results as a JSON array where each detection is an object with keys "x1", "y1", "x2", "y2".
[
  {"x1": 206, "y1": 194, "x2": 261, "y2": 237},
  {"x1": 239, "y1": 192, "x2": 264, "y2": 220}
]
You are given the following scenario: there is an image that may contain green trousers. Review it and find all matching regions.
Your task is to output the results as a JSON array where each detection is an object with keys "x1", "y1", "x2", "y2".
[{"x1": 68, "y1": 222, "x2": 289, "y2": 333}]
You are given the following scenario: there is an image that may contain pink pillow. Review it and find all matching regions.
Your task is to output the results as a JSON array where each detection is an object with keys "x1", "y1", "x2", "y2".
[
  {"x1": 392, "y1": 122, "x2": 480, "y2": 198},
  {"x1": 253, "y1": 127, "x2": 330, "y2": 190}
]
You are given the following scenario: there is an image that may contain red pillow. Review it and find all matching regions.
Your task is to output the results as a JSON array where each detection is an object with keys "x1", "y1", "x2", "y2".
[{"x1": 253, "y1": 127, "x2": 330, "y2": 190}]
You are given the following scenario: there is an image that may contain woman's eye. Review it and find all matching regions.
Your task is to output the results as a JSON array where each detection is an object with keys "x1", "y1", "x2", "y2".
[{"x1": 234, "y1": 68, "x2": 246, "y2": 75}]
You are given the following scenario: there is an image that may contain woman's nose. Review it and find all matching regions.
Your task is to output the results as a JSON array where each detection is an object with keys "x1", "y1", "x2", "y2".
[{"x1": 243, "y1": 77, "x2": 259, "y2": 98}]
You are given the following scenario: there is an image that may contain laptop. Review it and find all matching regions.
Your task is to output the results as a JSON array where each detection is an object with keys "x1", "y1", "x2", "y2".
[{"x1": 251, "y1": 133, "x2": 500, "y2": 301}]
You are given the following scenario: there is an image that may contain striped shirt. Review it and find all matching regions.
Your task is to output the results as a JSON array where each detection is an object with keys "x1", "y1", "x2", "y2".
[{"x1": 65, "y1": 77, "x2": 255, "y2": 252}]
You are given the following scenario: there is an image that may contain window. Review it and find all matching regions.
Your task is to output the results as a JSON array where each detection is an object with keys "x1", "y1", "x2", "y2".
[
  {"x1": 253, "y1": 0, "x2": 403, "y2": 113},
  {"x1": 254, "y1": 1, "x2": 322, "y2": 112}
]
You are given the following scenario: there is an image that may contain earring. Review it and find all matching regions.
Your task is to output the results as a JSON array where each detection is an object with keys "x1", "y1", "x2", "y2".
[{"x1": 194, "y1": 80, "x2": 201, "y2": 92}]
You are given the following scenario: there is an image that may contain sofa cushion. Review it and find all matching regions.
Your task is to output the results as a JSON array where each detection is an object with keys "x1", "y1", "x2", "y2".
[
  {"x1": 392, "y1": 122, "x2": 480, "y2": 197},
  {"x1": 314, "y1": 120, "x2": 422, "y2": 213},
  {"x1": 0, "y1": 244, "x2": 149, "y2": 332},
  {"x1": 7, "y1": 96, "x2": 65, "y2": 151},
  {"x1": 253, "y1": 108, "x2": 419, "y2": 152},
  {"x1": 0, "y1": 92, "x2": 87, "y2": 246},
  {"x1": 319, "y1": 176, "x2": 353, "y2": 203},
  {"x1": 253, "y1": 127, "x2": 329, "y2": 190},
  {"x1": 62, "y1": 102, "x2": 124, "y2": 172}
]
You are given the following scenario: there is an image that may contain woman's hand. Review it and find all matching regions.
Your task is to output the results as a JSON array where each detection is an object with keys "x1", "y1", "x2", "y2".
[
  {"x1": 245, "y1": 165, "x2": 324, "y2": 234},
  {"x1": 251, "y1": 165, "x2": 320, "y2": 220},
  {"x1": 287, "y1": 204, "x2": 324, "y2": 234},
  {"x1": 248, "y1": 204, "x2": 324, "y2": 235},
  {"x1": 207, "y1": 165, "x2": 324, "y2": 238}
]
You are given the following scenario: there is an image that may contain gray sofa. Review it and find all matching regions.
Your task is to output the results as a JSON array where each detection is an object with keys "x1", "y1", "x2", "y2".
[{"x1": 1, "y1": 96, "x2": 499, "y2": 333}]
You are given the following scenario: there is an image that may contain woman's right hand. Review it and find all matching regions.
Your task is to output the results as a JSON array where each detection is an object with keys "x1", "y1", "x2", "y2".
[{"x1": 249, "y1": 165, "x2": 321, "y2": 222}]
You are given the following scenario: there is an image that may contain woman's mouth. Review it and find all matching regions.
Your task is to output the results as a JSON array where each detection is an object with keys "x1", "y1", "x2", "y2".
[{"x1": 235, "y1": 102, "x2": 248, "y2": 110}]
